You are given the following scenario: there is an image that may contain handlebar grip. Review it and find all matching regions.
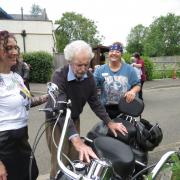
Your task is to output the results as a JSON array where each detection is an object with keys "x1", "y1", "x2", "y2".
[{"x1": 39, "y1": 108, "x2": 54, "y2": 112}]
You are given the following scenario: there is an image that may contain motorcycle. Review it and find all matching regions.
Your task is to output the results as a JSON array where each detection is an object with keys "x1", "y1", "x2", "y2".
[
  {"x1": 86, "y1": 95, "x2": 162, "y2": 179},
  {"x1": 40, "y1": 82, "x2": 180, "y2": 180}
]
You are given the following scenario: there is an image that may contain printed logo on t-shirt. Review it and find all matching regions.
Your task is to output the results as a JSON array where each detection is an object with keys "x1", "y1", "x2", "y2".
[{"x1": 103, "y1": 75, "x2": 128, "y2": 104}]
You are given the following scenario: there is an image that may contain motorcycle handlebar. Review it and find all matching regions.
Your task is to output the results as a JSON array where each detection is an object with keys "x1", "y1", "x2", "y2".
[
  {"x1": 151, "y1": 151, "x2": 176, "y2": 179},
  {"x1": 39, "y1": 108, "x2": 54, "y2": 112},
  {"x1": 56, "y1": 107, "x2": 83, "y2": 180}
]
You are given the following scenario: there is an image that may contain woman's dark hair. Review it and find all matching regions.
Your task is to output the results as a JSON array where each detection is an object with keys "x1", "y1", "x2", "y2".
[
  {"x1": 112, "y1": 41, "x2": 123, "y2": 47},
  {"x1": 0, "y1": 30, "x2": 17, "y2": 52},
  {"x1": 133, "y1": 52, "x2": 140, "y2": 59},
  {"x1": 0, "y1": 30, "x2": 19, "y2": 72},
  {"x1": 11, "y1": 46, "x2": 20, "y2": 72},
  {"x1": 0, "y1": 30, "x2": 9, "y2": 40}
]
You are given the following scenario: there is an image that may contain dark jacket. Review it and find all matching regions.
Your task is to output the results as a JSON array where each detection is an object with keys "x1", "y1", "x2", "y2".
[
  {"x1": 45, "y1": 65, "x2": 111, "y2": 137},
  {"x1": 13, "y1": 61, "x2": 30, "y2": 80}
]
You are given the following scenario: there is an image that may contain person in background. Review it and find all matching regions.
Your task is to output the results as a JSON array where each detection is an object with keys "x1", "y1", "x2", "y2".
[
  {"x1": 11, "y1": 49, "x2": 30, "y2": 90},
  {"x1": 0, "y1": 30, "x2": 48, "y2": 180},
  {"x1": 94, "y1": 42, "x2": 141, "y2": 119},
  {"x1": 131, "y1": 56, "x2": 142, "y2": 81},
  {"x1": 45, "y1": 40, "x2": 128, "y2": 180},
  {"x1": 133, "y1": 52, "x2": 146, "y2": 100}
]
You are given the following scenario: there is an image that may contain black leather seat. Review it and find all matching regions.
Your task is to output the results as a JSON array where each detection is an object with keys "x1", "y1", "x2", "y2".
[
  {"x1": 93, "y1": 136, "x2": 135, "y2": 178},
  {"x1": 118, "y1": 96, "x2": 144, "y2": 117},
  {"x1": 108, "y1": 117, "x2": 137, "y2": 144}
]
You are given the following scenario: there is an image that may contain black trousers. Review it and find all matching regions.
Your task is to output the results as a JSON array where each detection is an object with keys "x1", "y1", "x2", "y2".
[
  {"x1": 0, "y1": 127, "x2": 39, "y2": 180},
  {"x1": 139, "y1": 80, "x2": 144, "y2": 100}
]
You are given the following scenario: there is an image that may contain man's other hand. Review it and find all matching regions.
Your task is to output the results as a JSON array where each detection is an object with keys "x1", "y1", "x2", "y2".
[
  {"x1": 71, "y1": 136, "x2": 98, "y2": 163},
  {"x1": 107, "y1": 121, "x2": 128, "y2": 137},
  {"x1": 0, "y1": 161, "x2": 7, "y2": 180}
]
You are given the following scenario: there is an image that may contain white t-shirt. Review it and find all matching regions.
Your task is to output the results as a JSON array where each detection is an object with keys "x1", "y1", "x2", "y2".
[
  {"x1": 131, "y1": 64, "x2": 142, "y2": 80},
  {"x1": 0, "y1": 72, "x2": 31, "y2": 131}
]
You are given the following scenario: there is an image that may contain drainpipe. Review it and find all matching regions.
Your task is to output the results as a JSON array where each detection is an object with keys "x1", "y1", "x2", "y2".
[
  {"x1": 21, "y1": 30, "x2": 26, "y2": 53},
  {"x1": 21, "y1": 7, "x2": 24, "y2": 20}
]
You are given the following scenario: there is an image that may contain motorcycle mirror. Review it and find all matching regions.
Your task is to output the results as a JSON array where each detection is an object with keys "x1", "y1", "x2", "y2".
[
  {"x1": 47, "y1": 82, "x2": 59, "y2": 108},
  {"x1": 47, "y1": 82, "x2": 59, "y2": 93}
]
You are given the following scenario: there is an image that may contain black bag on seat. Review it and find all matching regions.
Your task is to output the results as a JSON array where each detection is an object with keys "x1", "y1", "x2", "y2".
[{"x1": 135, "y1": 119, "x2": 163, "y2": 151}]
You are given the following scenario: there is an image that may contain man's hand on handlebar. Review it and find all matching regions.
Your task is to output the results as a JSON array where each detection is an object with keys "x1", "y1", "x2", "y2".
[
  {"x1": 71, "y1": 136, "x2": 98, "y2": 163},
  {"x1": 0, "y1": 161, "x2": 7, "y2": 180},
  {"x1": 107, "y1": 121, "x2": 128, "y2": 136}
]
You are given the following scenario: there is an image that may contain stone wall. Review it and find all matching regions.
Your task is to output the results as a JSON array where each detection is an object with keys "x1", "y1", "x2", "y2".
[{"x1": 53, "y1": 53, "x2": 67, "y2": 70}]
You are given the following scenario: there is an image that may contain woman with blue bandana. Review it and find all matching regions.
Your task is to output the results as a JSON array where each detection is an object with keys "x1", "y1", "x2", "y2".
[{"x1": 94, "y1": 42, "x2": 141, "y2": 118}]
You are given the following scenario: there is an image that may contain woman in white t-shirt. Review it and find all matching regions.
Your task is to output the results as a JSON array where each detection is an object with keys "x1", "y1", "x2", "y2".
[{"x1": 0, "y1": 31, "x2": 47, "y2": 180}]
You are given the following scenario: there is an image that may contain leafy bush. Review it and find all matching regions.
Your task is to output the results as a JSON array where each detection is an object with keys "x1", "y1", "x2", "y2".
[
  {"x1": 152, "y1": 70, "x2": 164, "y2": 79},
  {"x1": 143, "y1": 56, "x2": 154, "y2": 80},
  {"x1": 176, "y1": 71, "x2": 180, "y2": 78},
  {"x1": 22, "y1": 51, "x2": 53, "y2": 83},
  {"x1": 122, "y1": 52, "x2": 132, "y2": 64}
]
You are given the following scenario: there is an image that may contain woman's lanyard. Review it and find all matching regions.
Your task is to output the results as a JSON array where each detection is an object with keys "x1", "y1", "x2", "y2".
[{"x1": 12, "y1": 77, "x2": 31, "y2": 98}]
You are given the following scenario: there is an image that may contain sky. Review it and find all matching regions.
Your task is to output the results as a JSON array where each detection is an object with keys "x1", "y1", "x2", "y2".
[{"x1": 1, "y1": 0, "x2": 180, "y2": 46}]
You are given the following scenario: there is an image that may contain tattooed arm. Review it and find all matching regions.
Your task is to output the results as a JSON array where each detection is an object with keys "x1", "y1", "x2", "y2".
[{"x1": 31, "y1": 94, "x2": 48, "y2": 107}]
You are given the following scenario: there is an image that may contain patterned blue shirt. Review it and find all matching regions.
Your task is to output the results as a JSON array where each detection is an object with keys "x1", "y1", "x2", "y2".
[{"x1": 94, "y1": 62, "x2": 140, "y2": 105}]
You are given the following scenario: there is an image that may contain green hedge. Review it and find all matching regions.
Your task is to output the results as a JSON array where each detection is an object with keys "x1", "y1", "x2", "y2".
[
  {"x1": 122, "y1": 52, "x2": 132, "y2": 64},
  {"x1": 22, "y1": 51, "x2": 53, "y2": 83},
  {"x1": 123, "y1": 53, "x2": 154, "y2": 81},
  {"x1": 143, "y1": 56, "x2": 154, "y2": 80}
]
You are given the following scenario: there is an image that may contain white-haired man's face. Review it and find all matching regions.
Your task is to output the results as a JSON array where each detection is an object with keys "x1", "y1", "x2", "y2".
[{"x1": 71, "y1": 50, "x2": 90, "y2": 79}]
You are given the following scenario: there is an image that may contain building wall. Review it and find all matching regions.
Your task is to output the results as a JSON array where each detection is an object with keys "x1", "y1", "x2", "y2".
[
  {"x1": 0, "y1": 20, "x2": 55, "y2": 54},
  {"x1": 53, "y1": 53, "x2": 67, "y2": 70}
]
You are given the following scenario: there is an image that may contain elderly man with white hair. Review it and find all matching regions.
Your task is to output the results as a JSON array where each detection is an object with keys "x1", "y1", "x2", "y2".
[{"x1": 45, "y1": 40, "x2": 128, "y2": 180}]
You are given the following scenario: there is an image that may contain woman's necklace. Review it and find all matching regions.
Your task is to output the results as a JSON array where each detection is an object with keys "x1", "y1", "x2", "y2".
[{"x1": 0, "y1": 73, "x2": 31, "y2": 98}]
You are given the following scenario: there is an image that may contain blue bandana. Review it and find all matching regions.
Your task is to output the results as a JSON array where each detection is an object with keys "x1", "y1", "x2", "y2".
[{"x1": 109, "y1": 44, "x2": 123, "y2": 53}]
